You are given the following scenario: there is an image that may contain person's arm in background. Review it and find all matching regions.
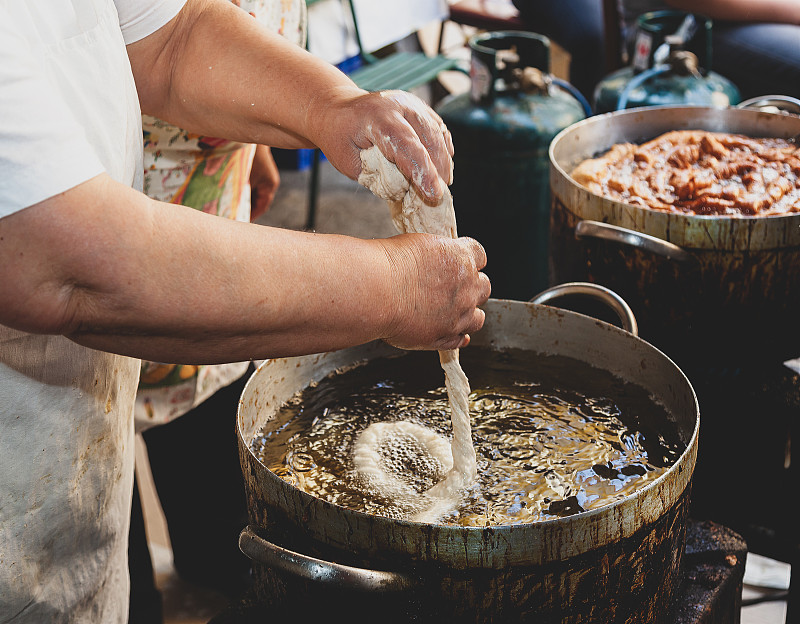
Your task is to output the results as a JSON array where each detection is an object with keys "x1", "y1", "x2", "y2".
[
  {"x1": 666, "y1": 0, "x2": 800, "y2": 24},
  {"x1": 249, "y1": 144, "x2": 280, "y2": 221}
]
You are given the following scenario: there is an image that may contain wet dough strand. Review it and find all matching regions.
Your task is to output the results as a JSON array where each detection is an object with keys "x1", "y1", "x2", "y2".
[{"x1": 356, "y1": 147, "x2": 477, "y2": 523}]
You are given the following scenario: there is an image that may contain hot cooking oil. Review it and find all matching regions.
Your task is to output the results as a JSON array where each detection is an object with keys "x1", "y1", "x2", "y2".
[{"x1": 250, "y1": 347, "x2": 684, "y2": 526}]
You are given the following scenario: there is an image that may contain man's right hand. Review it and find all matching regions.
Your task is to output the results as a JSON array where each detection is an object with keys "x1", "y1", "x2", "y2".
[{"x1": 377, "y1": 234, "x2": 491, "y2": 351}]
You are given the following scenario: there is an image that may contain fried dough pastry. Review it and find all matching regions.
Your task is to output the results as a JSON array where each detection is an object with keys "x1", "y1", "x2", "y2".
[{"x1": 571, "y1": 130, "x2": 800, "y2": 216}]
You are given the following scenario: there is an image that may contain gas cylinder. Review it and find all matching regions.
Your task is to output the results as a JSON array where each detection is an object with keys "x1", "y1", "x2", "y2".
[
  {"x1": 594, "y1": 11, "x2": 740, "y2": 113},
  {"x1": 436, "y1": 32, "x2": 587, "y2": 300}
]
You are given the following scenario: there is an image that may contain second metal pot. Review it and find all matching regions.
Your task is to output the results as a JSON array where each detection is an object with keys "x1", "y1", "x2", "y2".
[
  {"x1": 548, "y1": 104, "x2": 800, "y2": 364},
  {"x1": 237, "y1": 296, "x2": 699, "y2": 623}
]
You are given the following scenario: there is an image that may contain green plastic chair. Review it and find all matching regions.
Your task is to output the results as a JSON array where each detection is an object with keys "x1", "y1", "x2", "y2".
[{"x1": 304, "y1": 0, "x2": 464, "y2": 230}]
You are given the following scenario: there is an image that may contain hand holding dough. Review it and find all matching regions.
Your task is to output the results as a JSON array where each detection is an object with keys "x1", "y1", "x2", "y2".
[
  {"x1": 359, "y1": 145, "x2": 457, "y2": 238},
  {"x1": 309, "y1": 89, "x2": 452, "y2": 203}
]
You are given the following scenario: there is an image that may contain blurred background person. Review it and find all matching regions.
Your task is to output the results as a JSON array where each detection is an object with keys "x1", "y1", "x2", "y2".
[
  {"x1": 663, "y1": 0, "x2": 800, "y2": 101},
  {"x1": 511, "y1": 0, "x2": 800, "y2": 104}
]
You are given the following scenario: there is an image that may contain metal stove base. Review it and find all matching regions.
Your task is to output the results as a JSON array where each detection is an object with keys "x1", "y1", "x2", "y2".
[{"x1": 208, "y1": 519, "x2": 747, "y2": 624}]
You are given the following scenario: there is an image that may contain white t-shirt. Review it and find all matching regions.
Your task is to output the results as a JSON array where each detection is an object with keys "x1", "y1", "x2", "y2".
[
  {"x1": 0, "y1": 0, "x2": 185, "y2": 216},
  {"x1": 0, "y1": 1, "x2": 185, "y2": 622}
]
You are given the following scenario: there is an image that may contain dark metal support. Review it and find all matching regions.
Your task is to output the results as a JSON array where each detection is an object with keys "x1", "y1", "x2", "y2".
[{"x1": 305, "y1": 148, "x2": 321, "y2": 231}]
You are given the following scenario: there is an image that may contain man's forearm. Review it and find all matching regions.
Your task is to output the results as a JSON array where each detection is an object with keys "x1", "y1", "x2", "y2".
[
  {"x1": 128, "y1": 0, "x2": 357, "y2": 151},
  {"x1": 0, "y1": 175, "x2": 397, "y2": 363},
  {"x1": 0, "y1": 175, "x2": 488, "y2": 362},
  {"x1": 126, "y1": 0, "x2": 454, "y2": 199}
]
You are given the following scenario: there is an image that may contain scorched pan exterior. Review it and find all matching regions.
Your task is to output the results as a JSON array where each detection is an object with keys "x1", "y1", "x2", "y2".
[
  {"x1": 236, "y1": 298, "x2": 699, "y2": 623},
  {"x1": 548, "y1": 105, "x2": 800, "y2": 364}
]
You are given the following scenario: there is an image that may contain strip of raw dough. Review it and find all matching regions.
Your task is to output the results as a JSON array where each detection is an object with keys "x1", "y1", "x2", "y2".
[{"x1": 357, "y1": 146, "x2": 477, "y2": 523}]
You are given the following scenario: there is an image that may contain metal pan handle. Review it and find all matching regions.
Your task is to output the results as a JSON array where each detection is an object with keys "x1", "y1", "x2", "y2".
[
  {"x1": 530, "y1": 282, "x2": 638, "y2": 336},
  {"x1": 239, "y1": 525, "x2": 414, "y2": 592},
  {"x1": 575, "y1": 220, "x2": 692, "y2": 262},
  {"x1": 737, "y1": 95, "x2": 800, "y2": 115}
]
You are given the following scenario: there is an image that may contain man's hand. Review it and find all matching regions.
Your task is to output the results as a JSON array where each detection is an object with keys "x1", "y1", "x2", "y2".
[
  {"x1": 378, "y1": 234, "x2": 490, "y2": 351},
  {"x1": 305, "y1": 88, "x2": 455, "y2": 206}
]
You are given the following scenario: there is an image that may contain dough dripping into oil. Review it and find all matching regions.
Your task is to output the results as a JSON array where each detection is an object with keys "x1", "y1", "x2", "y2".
[{"x1": 357, "y1": 146, "x2": 476, "y2": 523}]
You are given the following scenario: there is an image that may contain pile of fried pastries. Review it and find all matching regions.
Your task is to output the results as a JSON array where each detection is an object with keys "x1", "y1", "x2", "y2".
[{"x1": 571, "y1": 130, "x2": 800, "y2": 216}]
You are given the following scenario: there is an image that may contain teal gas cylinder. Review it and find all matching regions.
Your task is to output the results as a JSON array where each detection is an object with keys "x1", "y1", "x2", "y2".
[
  {"x1": 594, "y1": 11, "x2": 740, "y2": 113},
  {"x1": 436, "y1": 32, "x2": 587, "y2": 300}
]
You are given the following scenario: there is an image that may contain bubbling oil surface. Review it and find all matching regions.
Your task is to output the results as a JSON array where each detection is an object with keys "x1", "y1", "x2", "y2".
[{"x1": 250, "y1": 348, "x2": 684, "y2": 526}]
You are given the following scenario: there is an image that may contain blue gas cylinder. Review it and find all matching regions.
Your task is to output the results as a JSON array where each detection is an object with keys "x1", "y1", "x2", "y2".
[
  {"x1": 436, "y1": 31, "x2": 587, "y2": 300},
  {"x1": 594, "y1": 11, "x2": 740, "y2": 113}
]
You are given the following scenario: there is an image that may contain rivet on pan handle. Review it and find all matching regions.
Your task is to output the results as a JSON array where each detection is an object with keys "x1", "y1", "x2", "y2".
[
  {"x1": 239, "y1": 525, "x2": 414, "y2": 592},
  {"x1": 575, "y1": 220, "x2": 692, "y2": 262},
  {"x1": 530, "y1": 282, "x2": 639, "y2": 336}
]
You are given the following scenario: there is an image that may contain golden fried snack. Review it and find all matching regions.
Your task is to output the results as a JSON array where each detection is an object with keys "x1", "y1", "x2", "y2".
[{"x1": 572, "y1": 130, "x2": 800, "y2": 216}]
